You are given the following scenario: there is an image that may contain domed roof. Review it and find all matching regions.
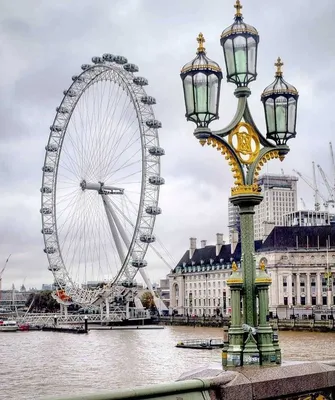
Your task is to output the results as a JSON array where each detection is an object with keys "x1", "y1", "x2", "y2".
[
  {"x1": 181, "y1": 33, "x2": 222, "y2": 75},
  {"x1": 261, "y1": 58, "x2": 299, "y2": 99},
  {"x1": 221, "y1": 1, "x2": 259, "y2": 41}
]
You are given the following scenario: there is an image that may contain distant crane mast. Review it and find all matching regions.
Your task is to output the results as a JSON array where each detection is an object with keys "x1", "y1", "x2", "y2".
[
  {"x1": 0, "y1": 254, "x2": 11, "y2": 301},
  {"x1": 312, "y1": 161, "x2": 321, "y2": 211},
  {"x1": 293, "y1": 167, "x2": 322, "y2": 211},
  {"x1": 330, "y1": 142, "x2": 335, "y2": 193},
  {"x1": 317, "y1": 164, "x2": 335, "y2": 208},
  {"x1": 300, "y1": 198, "x2": 306, "y2": 209}
]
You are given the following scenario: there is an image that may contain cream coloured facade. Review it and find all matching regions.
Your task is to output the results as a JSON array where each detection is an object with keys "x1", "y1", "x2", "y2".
[{"x1": 169, "y1": 226, "x2": 335, "y2": 317}]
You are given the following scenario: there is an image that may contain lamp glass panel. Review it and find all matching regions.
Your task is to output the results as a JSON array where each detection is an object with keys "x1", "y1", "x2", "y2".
[
  {"x1": 223, "y1": 39, "x2": 235, "y2": 76},
  {"x1": 265, "y1": 98, "x2": 275, "y2": 133},
  {"x1": 208, "y1": 74, "x2": 219, "y2": 116},
  {"x1": 194, "y1": 72, "x2": 208, "y2": 121},
  {"x1": 288, "y1": 98, "x2": 296, "y2": 133},
  {"x1": 247, "y1": 37, "x2": 257, "y2": 75},
  {"x1": 275, "y1": 96, "x2": 288, "y2": 137},
  {"x1": 183, "y1": 75, "x2": 194, "y2": 115},
  {"x1": 233, "y1": 35, "x2": 247, "y2": 83}
]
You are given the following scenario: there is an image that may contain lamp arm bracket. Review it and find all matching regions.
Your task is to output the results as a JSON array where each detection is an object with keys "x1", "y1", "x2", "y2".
[
  {"x1": 212, "y1": 96, "x2": 247, "y2": 137},
  {"x1": 208, "y1": 133, "x2": 246, "y2": 186},
  {"x1": 246, "y1": 146, "x2": 281, "y2": 185},
  {"x1": 243, "y1": 101, "x2": 275, "y2": 148}
]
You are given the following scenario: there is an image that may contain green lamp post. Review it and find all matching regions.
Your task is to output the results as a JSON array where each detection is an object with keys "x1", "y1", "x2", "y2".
[{"x1": 180, "y1": 0, "x2": 299, "y2": 367}]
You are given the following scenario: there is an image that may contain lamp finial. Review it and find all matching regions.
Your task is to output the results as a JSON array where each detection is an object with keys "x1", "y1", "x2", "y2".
[
  {"x1": 232, "y1": 261, "x2": 238, "y2": 272},
  {"x1": 196, "y1": 32, "x2": 206, "y2": 54},
  {"x1": 234, "y1": 0, "x2": 243, "y2": 17},
  {"x1": 275, "y1": 57, "x2": 284, "y2": 77}
]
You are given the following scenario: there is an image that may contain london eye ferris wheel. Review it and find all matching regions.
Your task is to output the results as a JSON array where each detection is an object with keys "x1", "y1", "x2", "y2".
[{"x1": 40, "y1": 53, "x2": 165, "y2": 306}]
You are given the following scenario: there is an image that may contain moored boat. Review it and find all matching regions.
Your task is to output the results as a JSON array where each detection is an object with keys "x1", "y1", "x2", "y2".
[{"x1": 0, "y1": 320, "x2": 18, "y2": 332}]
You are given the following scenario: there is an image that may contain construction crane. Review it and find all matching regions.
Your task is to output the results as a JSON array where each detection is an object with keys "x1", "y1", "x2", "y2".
[
  {"x1": 312, "y1": 162, "x2": 321, "y2": 211},
  {"x1": 0, "y1": 254, "x2": 11, "y2": 301},
  {"x1": 330, "y1": 142, "x2": 335, "y2": 193},
  {"x1": 293, "y1": 165, "x2": 322, "y2": 211},
  {"x1": 300, "y1": 198, "x2": 306, "y2": 209},
  {"x1": 317, "y1": 164, "x2": 335, "y2": 208}
]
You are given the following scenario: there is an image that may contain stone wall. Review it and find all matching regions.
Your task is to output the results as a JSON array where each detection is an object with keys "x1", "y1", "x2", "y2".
[{"x1": 45, "y1": 361, "x2": 335, "y2": 400}]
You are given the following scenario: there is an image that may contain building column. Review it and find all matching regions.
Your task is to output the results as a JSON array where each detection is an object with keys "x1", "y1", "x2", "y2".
[
  {"x1": 269, "y1": 269, "x2": 277, "y2": 307},
  {"x1": 278, "y1": 274, "x2": 284, "y2": 305},
  {"x1": 306, "y1": 273, "x2": 311, "y2": 306},
  {"x1": 316, "y1": 272, "x2": 322, "y2": 305},
  {"x1": 296, "y1": 273, "x2": 301, "y2": 305},
  {"x1": 287, "y1": 273, "x2": 293, "y2": 305}
]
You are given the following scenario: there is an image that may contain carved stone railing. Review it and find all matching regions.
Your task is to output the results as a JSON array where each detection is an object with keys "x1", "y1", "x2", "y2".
[{"x1": 44, "y1": 361, "x2": 335, "y2": 400}]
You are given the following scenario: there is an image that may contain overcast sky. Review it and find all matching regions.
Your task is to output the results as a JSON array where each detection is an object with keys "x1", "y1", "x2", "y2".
[{"x1": 1, "y1": 0, "x2": 334, "y2": 290}]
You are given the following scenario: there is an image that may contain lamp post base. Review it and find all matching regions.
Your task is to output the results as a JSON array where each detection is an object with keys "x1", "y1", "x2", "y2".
[{"x1": 226, "y1": 326, "x2": 244, "y2": 367}]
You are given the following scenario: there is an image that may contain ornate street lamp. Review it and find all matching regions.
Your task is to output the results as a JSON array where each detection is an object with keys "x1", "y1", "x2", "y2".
[
  {"x1": 261, "y1": 57, "x2": 299, "y2": 145},
  {"x1": 220, "y1": 0, "x2": 259, "y2": 88},
  {"x1": 180, "y1": 1, "x2": 299, "y2": 367},
  {"x1": 181, "y1": 33, "x2": 222, "y2": 138}
]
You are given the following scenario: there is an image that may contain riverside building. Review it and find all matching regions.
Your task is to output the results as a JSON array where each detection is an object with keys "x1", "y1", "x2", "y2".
[
  {"x1": 169, "y1": 226, "x2": 335, "y2": 317},
  {"x1": 228, "y1": 173, "x2": 298, "y2": 242}
]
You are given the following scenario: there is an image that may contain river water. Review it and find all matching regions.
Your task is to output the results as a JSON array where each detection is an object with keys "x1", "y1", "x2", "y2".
[{"x1": 2, "y1": 326, "x2": 335, "y2": 400}]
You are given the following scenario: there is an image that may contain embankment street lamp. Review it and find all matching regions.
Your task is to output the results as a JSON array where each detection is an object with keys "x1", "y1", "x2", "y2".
[{"x1": 180, "y1": 1, "x2": 299, "y2": 367}]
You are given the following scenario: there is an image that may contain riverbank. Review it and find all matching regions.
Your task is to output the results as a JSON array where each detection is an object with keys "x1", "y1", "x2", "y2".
[{"x1": 157, "y1": 316, "x2": 335, "y2": 332}]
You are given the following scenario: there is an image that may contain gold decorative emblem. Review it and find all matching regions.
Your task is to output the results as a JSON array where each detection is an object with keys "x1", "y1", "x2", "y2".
[
  {"x1": 228, "y1": 122, "x2": 260, "y2": 164},
  {"x1": 231, "y1": 184, "x2": 260, "y2": 196},
  {"x1": 232, "y1": 261, "x2": 238, "y2": 272}
]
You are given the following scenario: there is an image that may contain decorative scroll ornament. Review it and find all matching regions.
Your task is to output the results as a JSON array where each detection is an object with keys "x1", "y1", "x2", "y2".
[
  {"x1": 205, "y1": 137, "x2": 244, "y2": 186},
  {"x1": 228, "y1": 122, "x2": 260, "y2": 164}
]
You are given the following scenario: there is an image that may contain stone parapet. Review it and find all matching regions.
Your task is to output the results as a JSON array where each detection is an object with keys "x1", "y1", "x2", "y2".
[{"x1": 45, "y1": 361, "x2": 335, "y2": 400}]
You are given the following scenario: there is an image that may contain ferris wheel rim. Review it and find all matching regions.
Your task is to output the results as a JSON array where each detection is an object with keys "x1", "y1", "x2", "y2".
[{"x1": 40, "y1": 55, "x2": 164, "y2": 305}]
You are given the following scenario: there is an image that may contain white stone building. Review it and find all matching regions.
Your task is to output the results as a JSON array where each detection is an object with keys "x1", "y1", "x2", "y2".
[
  {"x1": 169, "y1": 226, "x2": 335, "y2": 317},
  {"x1": 228, "y1": 174, "x2": 298, "y2": 242}
]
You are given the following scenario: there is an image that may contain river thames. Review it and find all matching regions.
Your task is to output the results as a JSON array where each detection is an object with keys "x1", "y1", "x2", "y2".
[{"x1": 2, "y1": 326, "x2": 335, "y2": 400}]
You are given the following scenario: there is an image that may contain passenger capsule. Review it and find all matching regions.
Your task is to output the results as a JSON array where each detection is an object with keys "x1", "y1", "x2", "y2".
[
  {"x1": 41, "y1": 228, "x2": 53, "y2": 235},
  {"x1": 121, "y1": 280, "x2": 136, "y2": 287},
  {"x1": 145, "y1": 206, "x2": 162, "y2": 215},
  {"x1": 40, "y1": 207, "x2": 52, "y2": 215},
  {"x1": 40, "y1": 186, "x2": 52, "y2": 194},
  {"x1": 92, "y1": 56, "x2": 104, "y2": 64},
  {"x1": 81, "y1": 64, "x2": 91, "y2": 70},
  {"x1": 44, "y1": 246, "x2": 57, "y2": 254},
  {"x1": 48, "y1": 264, "x2": 60, "y2": 272},
  {"x1": 148, "y1": 176, "x2": 165, "y2": 185},
  {"x1": 102, "y1": 53, "x2": 115, "y2": 62},
  {"x1": 146, "y1": 120, "x2": 162, "y2": 129},
  {"x1": 114, "y1": 55, "x2": 128, "y2": 64},
  {"x1": 45, "y1": 144, "x2": 58, "y2": 152},
  {"x1": 131, "y1": 259, "x2": 148, "y2": 268},
  {"x1": 50, "y1": 125, "x2": 62, "y2": 132},
  {"x1": 42, "y1": 165, "x2": 54, "y2": 173},
  {"x1": 63, "y1": 89, "x2": 77, "y2": 97},
  {"x1": 141, "y1": 96, "x2": 156, "y2": 105},
  {"x1": 133, "y1": 77, "x2": 148, "y2": 86},
  {"x1": 123, "y1": 63, "x2": 139, "y2": 73},
  {"x1": 56, "y1": 106, "x2": 69, "y2": 114},
  {"x1": 139, "y1": 235, "x2": 155, "y2": 244},
  {"x1": 148, "y1": 146, "x2": 165, "y2": 156},
  {"x1": 72, "y1": 75, "x2": 85, "y2": 82}
]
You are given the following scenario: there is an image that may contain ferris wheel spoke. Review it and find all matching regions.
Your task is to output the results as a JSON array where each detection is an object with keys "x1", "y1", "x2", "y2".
[
  {"x1": 99, "y1": 98, "x2": 137, "y2": 171},
  {"x1": 103, "y1": 133, "x2": 141, "y2": 182},
  {"x1": 106, "y1": 116, "x2": 139, "y2": 170},
  {"x1": 84, "y1": 83, "x2": 126, "y2": 179}
]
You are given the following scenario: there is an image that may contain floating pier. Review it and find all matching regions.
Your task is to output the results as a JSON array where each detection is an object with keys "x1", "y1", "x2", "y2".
[
  {"x1": 176, "y1": 338, "x2": 224, "y2": 350},
  {"x1": 42, "y1": 326, "x2": 87, "y2": 334}
]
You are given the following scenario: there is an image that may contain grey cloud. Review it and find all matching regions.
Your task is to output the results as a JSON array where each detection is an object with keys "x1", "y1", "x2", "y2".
[{"x1": 0, "y1": 0, "x2": 334, "y2": 288}]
